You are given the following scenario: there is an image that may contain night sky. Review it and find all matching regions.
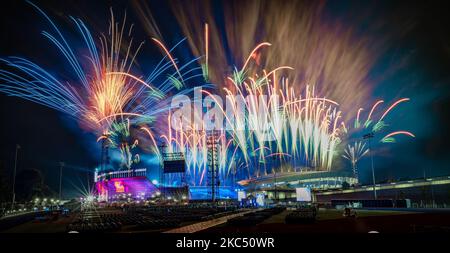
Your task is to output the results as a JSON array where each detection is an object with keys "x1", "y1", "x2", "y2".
[{"x1": 1, "y1": 0, "x2": 450, "y2": 198}]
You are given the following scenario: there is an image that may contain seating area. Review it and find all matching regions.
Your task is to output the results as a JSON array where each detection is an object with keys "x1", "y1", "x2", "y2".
[
  {"x1": 101, "y1": 213, "x2": 148, "y2": 225},
  {"x1": 285, "y1": 206, "x2": 317, "y2": 224},
  {"x1": 66, "y1": 211, "x2": 123, "y2": 233},
  {"x1": 66, "y1": 206, "x2": 242, "y2": 232},
  {"x1": 135, "y1": 219, "x2": 181, "y2": 229},
  {"x1": 66, "y1": 221, "x2": 122, "y2": 233},
  {"x1": 200, "y1": 209, "x2": 242, "y2": 221},
  {"x1": 135, "y1": 206, "x2": 239, "y2": 221},
  {"x1": 227, "y1": 207, "x2": 285, "y2": 226}
]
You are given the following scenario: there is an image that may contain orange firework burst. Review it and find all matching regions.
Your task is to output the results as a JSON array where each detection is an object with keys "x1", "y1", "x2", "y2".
[{"x1": 158, "y1": 0, "x2": 386, "y2": 117}]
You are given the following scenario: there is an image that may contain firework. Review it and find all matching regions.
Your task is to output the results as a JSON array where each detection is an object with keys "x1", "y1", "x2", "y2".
[
  {"x1": 0, "y1": 3, "x2": 199, "y2": 136},
  {"x1": 0, "y1": 4, "x2": 156, "y2": 135},
  {"x1": 381, "y1": 131, "x2": 415, "y2": 143},
  {"x1": 345, "y1": 98, "x2": 415, "y2": 138},
  {"x1": 0, "y1": 2, "x2": 417, "y2": 189},
  {"x1": 159, "y1": 37, "x2": 344, "y2": 185},
  {"x1": 342, "y1": 98, "x2": 415, "y2": 174},
  {"x1": 162, "y1": 0, "x2": 387, "y2": 117},
  {"x1": 152, "y1": 22, "x2": 416, "y2": 186},
  {"x1": 342, "y1": 141, "x2": 369, "y2": 180},
  {"x1": 0, "y1": 3, "x2": 203, "y2": 169},
  {"x1": 128, "y1": 0, "x2": 390, "y2": 186},
  {"x1": 99, "y1": 119, "x2": 140, "y2": 169}
]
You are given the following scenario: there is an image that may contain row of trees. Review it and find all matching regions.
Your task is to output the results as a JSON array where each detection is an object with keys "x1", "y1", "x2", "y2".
[{"x1": 0, "y1": 161, "x2": 55, "y2": 206}]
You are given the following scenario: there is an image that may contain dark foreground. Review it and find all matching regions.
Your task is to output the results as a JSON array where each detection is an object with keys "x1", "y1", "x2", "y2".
[
  {"x1": 204, "y1": 209, "x2": 450, "y2": 233},
  {"x1": 1, "y1": 208, "x2": 450, "y2": 233}
]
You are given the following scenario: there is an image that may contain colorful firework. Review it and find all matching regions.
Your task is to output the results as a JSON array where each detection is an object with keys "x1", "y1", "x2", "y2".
[
  {"x1": 344, "y1": 98, "x2": 415, "y2": 139},
  {"x1": 0, "y1": 2, "x2": 417, "y2": 189},
  {"x1": 0, "y1": 3, "x2": 196, "y2": 137},
  {"x1": 0, "y1": 3, "x2": 204, "y2": 168},
  {"x1": 161, "y1": 0, "x2": 386, "y2": 117},
  {"x1": 381, "y1": 131, "x2": 415, "y2": 143},
  {"x1": 342, "y1": 141, "x2": 369, "y2": 180},
  {"x1": 100, "y1": 119, "x2": 140, "y2": 169},
  {"x1": 341, "y1": 97, "x2": 415, "y2": 174},
  {"x1": 0, "y1": 4, "x2": 155, "y2": 134},
  {"x1": 159, "y1": 36, "x2": 344, "y2": 185}
]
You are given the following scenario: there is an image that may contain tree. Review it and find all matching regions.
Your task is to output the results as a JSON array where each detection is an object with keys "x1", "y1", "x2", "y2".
[
  {"x1": 0, "y1": 160, "x2": 11, "y2": 206},
  {"x1": 15, "y1": 168, "x2": 55, "y2": 201}
]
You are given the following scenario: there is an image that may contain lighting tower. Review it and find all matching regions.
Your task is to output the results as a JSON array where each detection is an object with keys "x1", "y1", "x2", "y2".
[
  {"x1": 59, "y1": 162, "x2": 65, "y2": 200},
  {"x1": 206, "y1": 131, "x2": 220, "y2": 203},
  {"x1": 11, "y1": 144, "x2": 20, "y2": 210},
  {"x1": 363, "y1": 132, "x2": 377, "y2": 200}
]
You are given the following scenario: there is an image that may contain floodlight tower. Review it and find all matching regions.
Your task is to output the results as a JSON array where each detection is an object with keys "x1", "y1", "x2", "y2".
[
  {"x1": 363, "y1": 132, "x2": 377, "y2": 200},
  {"x1": 59, "y1": 162, "x2": 65, "y2": 200},
  {"x1": 207, "y1": 131, "x2": 220, "y2": 203},
  {"x1": 11, "y1": 144, "x2": 20, "y2": 210}
]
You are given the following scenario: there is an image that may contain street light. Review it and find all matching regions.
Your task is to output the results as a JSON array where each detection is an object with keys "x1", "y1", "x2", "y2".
[
  {"x1": 11, "y1": 144, "x2": 20, "y2": 210},
  {"x1": 59, "y1": 162, "x2": 65, "y2": 200},
  {"x1": 272, "y1": 155, "x2": 278, "y2": 203},
  {"x1": 363, "y1": 132, "x2": 377, "y2": 200}
]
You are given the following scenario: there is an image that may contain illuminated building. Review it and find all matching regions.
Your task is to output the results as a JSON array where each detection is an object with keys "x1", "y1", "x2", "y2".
[{"x1": 94, "y1": 168, "x2": 159, "y2": 202}]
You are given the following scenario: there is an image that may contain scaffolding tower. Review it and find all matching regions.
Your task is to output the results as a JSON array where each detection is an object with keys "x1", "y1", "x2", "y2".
[{"x1": 206, "y1": 131, "x2": 220, "y2": 203}]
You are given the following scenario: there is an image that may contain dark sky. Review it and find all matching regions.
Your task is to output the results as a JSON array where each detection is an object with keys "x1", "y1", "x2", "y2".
[{"x1": 1, "y1": 0, "x2": 450, "y2": 198}]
